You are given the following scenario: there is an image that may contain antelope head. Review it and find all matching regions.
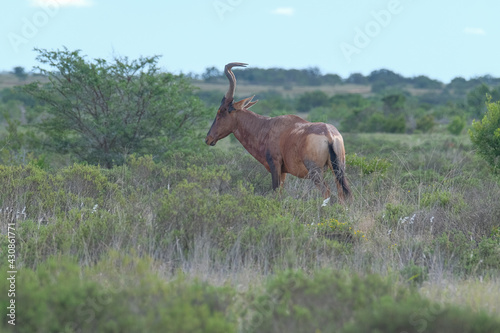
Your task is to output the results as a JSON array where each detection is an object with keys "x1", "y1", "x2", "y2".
[{"x1": 205, "y1": 62, "x2": 258, "y2": 146}]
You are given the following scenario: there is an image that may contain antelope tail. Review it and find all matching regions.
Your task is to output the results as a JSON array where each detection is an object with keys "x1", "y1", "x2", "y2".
[{"x1": 328, "y1": 141, "x2": 351, "y2": 200}]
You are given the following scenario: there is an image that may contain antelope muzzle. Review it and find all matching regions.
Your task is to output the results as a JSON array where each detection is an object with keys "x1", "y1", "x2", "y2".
[{"x1": 205, "y1": 135, "x2": 217, "y2": 146}]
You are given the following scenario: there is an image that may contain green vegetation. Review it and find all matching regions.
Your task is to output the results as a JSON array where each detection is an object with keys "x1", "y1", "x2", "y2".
[
  {"x1": 1, "y1": 52, "x2": 500, "y2": 332},
  {"x1": 448, "y1": 115, "x2": 466, "y2": 135},
  {"x1": 193, "y1": 66, "x2": 500, "y2": 136},
  {"x1": 469, "y1": 99, "x2": 500, "y2": 171},
  {"x1": 0, "y1": 135, "x2": 499, "y2": 332},
  {"x1": 22, "y1": 48, "x2": 209, "y2": 168}
]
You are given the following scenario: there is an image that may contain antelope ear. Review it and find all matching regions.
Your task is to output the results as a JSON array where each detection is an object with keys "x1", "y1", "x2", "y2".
[
  {"x1": 233, "y1": 96, "x2": 258, "y2": 110},
  {"x1": 245, "y1": 100, "x2": 258, "y2": 109},
  {"x1": 244, "y1": 95, "x2": 258, "y2": 109}
]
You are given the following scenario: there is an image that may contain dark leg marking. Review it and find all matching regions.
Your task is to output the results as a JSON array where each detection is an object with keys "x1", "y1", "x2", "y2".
[{"x1": 266, "y1": 151, "x2": 280, "y2": 190}]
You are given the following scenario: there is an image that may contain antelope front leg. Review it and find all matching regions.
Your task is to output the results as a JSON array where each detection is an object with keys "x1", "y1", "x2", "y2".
[
  {"x1": 269, "y1": 163, "x2": 281, "y2": 191},
  {"x1": 266, "y1": 152, "x2": 282, "y2": 191}
]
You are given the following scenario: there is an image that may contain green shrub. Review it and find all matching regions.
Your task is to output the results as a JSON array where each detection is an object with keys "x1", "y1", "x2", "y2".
[
  {"x1": 1, "y1": 256, "x2": 108, "y2": 333},
  {"x1": 346, "y1": 153, "x2": 391, "y2": 175},
  {"x1": 17, "y1": 207, "x2": 124, "y2": 268},
  {"x1": 0, "y1": 163, "x2": 119, "y2": 221},
  {"x1": 433, "y1": 231, "x2": 485, "y2": 275},
  {"x1": 343, "y1": 294, "x2": 500, "y2": 333},
  {"x1": 24, "y1": 48, "x2": 209, "y2": 168},
  {"x1": 383, "y1": 114, "x2": 407, "y2": 133},
  {"x1": 358, "y1": 112, "x2": 406, "y2": 133},
  {"x1": 469, "y1": 99, "x2": 500, "y2": 171},
  {"x1": 240, "y1": 269, "x2": 407, "y2": 333},
  {"x1": 238, "y1": 268, "x2": 500, "y2": 333},
  {"x1": 400, "y1": 260, "x2": 428, "y2": 285},
  {"x1": 421, "y1": 189, "x2": 465, "y2": 211},
  {"x1": 0, "y1": 254, "x2": 237, "y2": 333},
  {"x1": 60, "y1": 163, "x2": 120, "y2": 208},
  {"x1": 240, "y1": 268, "x2": 500, "y2": 333},
  {"x1": 0, "y1": 163, "x2": 60, "y2": 218},
  {"x1": 416, "y1": 114, "x2": 436, "y2": 133},
  {"x1": 306, "y1": 217, "x2": 365, "y2": 244},
  {"x1": 422, "y1": 190, "x2": 452, "y2": 207},
  {"x1": 400, "y1": 169, "x2": 444, "y2": 188},
  {"x1": 295, "y1": 90, "x2": 329, "y2": 112},
  {"x1": 491, "y1": 226, "x2": 500, "y2": 239},
  {"x1": 307, "y1": 105, "x2": 351, "y2": 124},
  {"x1": 476, "y1": 237, "x2": 500, "y2": 271},
  {"x1": 155, "y1": 179, "x2": 305, "y2": 264},
  {"x1": 306, "y1": 106, "x2": 330, "y2": 123},
  {"x1": 379, "y1": 203, "x2": 415, "y2": 227},
  {"x1": 448, "y1": 115, "x2": 466, "y2": 135},
  {"x1": 17, "y1": 218, "x2": 73, "y2": 268}
]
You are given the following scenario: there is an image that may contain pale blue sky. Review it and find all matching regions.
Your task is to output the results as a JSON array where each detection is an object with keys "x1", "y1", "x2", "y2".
[{"x1": 1, "y1": 0, "x2": 498, "y2": 83}]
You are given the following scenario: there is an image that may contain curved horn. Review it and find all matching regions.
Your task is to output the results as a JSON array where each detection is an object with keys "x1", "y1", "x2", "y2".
[{"x1": 224, "y1": 62, "x2": 248, "y2": 101}]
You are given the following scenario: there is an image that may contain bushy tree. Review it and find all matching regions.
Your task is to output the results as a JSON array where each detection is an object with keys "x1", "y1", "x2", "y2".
[
  {"x1": 24, "y1": 48, "x2": 208, "y2": 168},
  {"x1": 469, "y1": 99, "x2": 500, "y2": 171},
  {"x1": 346, "y1": 73, "x2": 368, "y2": 85},
  {"x1": 448, "y1": 116, "x2": 466, "y2": 135},
  {"x1": 411, "y1": 75, "x2": 443, "y2": 89},
  {"x1": 13, "y1": 66, "x2": 27, "y2": 80},
  {"x1": 382, "y1": 93, "x2": 406, "y2": 113},
  {"x1": 467, "y1": 83, "x2": 490, "y2": 118},
  {"x1": 368, "y1": 69, "x2": 406, "y2": 86},
  {"x1": 416, "y1": 114, "x2": 435, "y2": 133},
  {"x1": 362, "y1": 112, "x2": 406, "y2": 133},
  {"x1": 202, "y1": 66, "x2": 222, "y2": 82},
  {"x1": 295, "y1": 90, "x2": 329, "y2": 112}
]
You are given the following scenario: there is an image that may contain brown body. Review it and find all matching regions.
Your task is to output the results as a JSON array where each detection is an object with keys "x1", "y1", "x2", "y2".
[{"x1": 205, "y1": 63, "x2": 351, "y2": 203}]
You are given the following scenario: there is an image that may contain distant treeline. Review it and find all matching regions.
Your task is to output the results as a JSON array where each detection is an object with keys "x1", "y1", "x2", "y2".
[
  {"x1": 193, "y1": 67, "x2": 500, "y2": 135},
  {"x1": 2, "y1": 61, "x2": 500, "y2": 144},
  {"x1": 192, "y1": 66, "x2": 500, "y2": 92}
]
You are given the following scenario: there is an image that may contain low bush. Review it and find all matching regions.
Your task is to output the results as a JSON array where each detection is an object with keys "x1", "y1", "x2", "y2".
[
  {"x1": 0, "y1": 254, "x2": 237, "y2": 333},
  {"x1": 1, "y1": 132, "x2": 500, "y2": 331},
  {"x1": 346, "y1": 153, "x2": 392, "y2": 175},
  {"x1": 448, "y1": 115, "x2": 466, "y2": 135},
  {"x1": 240, "y1": 269, "x2": 500, "y2": 333},
  {"x1": 469, "y1": 99, "x2": 500, "y2": 171},
  {"x1": 239, "y1": 269, "x2": 407, "y2": 333},
  {"x1": 344, "y1": 294, "x2": 500, "y2": 333}
]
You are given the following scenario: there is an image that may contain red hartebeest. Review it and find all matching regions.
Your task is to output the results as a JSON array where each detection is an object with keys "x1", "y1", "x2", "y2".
[{"x1": 205, "y1": 63, "x2": 351, "y2": 203}]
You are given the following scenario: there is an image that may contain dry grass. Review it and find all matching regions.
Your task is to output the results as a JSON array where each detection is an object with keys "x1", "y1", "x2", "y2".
[
  {"x1": 420, "y1": 278, "x2": 500, "y2": 317},
  {"x1": 193, "y1": 81, "x2": 446, "y2": 99},
  {"x1": 2, "y1": 132, "x2": 499, "y2": 325},
  {"x1": 193, "y1": 81, "x2": 372, "y2": 98},
  {"x1": 0, "y1": 73, "x2": 46, "y2": 90}
]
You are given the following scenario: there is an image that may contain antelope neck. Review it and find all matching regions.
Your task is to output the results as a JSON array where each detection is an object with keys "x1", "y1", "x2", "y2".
[{"x1": 232, "y1": 110, "x2": 272, "y2": 160}]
